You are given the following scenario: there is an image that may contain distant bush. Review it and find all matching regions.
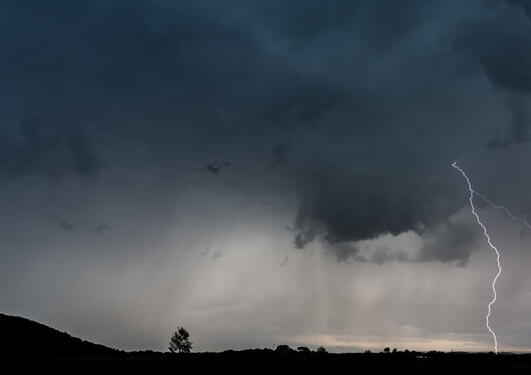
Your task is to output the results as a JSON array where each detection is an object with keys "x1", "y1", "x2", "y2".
[
  {"x1": 275, "y1": 345, "x2": 294, "y2": 354},
  {"x1": 316, "y1": 346, "x2": 327, "y2": 353},
  {"x1": 297, "y1": 346, "x2": 311, "y2": 353}
]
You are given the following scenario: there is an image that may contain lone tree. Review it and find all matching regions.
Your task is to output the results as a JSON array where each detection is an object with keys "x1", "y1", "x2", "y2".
[{"x1": 169, "y1": 327, "x2": 193, "y2": 353}]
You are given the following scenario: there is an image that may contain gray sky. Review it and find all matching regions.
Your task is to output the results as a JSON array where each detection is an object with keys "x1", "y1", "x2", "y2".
[{"x1": 2, "y1": 0, "x2": 531, "y2": 352}]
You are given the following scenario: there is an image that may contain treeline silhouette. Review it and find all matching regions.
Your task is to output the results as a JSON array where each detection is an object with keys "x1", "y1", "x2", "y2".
[{"x1": 3, "y1": 313, "x2": 531, "y2": 372}]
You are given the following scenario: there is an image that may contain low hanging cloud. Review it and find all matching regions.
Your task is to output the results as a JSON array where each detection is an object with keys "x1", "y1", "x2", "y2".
[
  {"x1": 368, "y1": 247, "x2": 410, "y2": 265},
  {"x1": 417, "y1": 219, "x2": 481, "y2": 267},
  {"x1": 313, "y1": 214, "x2": 480, "y2": 266},
  {"x1": 292, "y1": 165, "x2": 460, "y2": 260}
]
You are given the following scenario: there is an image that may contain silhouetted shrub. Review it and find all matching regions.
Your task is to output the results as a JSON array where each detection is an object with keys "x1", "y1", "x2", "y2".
[
  {"x1": 297, "y1": 346, "x2": 311, "y2": 353},
  {"x1": 316, "y1": 346, "x2": 327, "y2": 353},
  {"x1": 275, "y1": 345, "x2": 293, "y2": 354},
  {"x1": 169, "y1": 327, "x2": 192, "y2": 353}
]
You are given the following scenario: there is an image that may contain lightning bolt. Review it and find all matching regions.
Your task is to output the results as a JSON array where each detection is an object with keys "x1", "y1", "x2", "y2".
[
  {"x1": 452, "y1": 160, "x2": 502, "y2": 354},
  {"x1": 474, "y1": 192, "x2": 531, "y2": 231}
]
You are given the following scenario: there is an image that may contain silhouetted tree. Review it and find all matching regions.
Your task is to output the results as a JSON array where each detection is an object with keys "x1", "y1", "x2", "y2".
[
  {"x1": 169, "y1": 327, "x2": 192, "y2": 353},
  {"x1": 316, "y1": 346, "x2": 327, "y2": 353},
  {"x1": 297, "y1": 346, "x2": 311, "y2": 353},
  {"x1": 383, "y1": 347, "x2": 390, "y2": 353}
]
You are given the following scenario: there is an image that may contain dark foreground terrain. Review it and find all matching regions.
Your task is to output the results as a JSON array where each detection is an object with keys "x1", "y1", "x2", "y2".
[{"x1": 2, "y1": 313, "x2": 531, "y2": 373}]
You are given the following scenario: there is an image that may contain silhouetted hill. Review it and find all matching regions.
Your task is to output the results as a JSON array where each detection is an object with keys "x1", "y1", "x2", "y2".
[{"x1": 0, "y1": 313, "x2": 122, "y2": 359}]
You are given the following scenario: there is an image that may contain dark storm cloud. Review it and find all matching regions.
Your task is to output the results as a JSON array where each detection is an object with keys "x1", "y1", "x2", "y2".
[
  {"x1": 288, "y1": 0, "x2": 531, "y2": 263},
  {"x1": 453, "y1": 0, "x2": 531, "y2": 94},
  {"x1": 0, "y1": 118, "x2": 105, "y2": 180},
  {"x1": 58, "y1": 220, "x2": 76, "y2": 231},
  {"x1": 321, "y1": 218, "x2": 480, "y2": 266},
  {"x1": 270, "y1": 139, "x2": 292, "y2": 168},
  {"x1": 487, "y1": 97, "x2": 531, "y2": 150},
  {"x1": 454, "y1": 1, "x2": 531, "y2": 149},
  {"x1": 94, "y1": 222, "x2": 110, "y2": 234},
  {"x1": 201, "y1": 161, "x2": 231, "y2": 175},
  {"x1": 259, "y1": 0, "x2": 428, "y2": 49},
  {"x1": 261, "y1": 82, "x2": 346, "y2": 124},
  {"x1": 294, "y1": 226, "x2": 318, "y2": 250},
  {"x1": 509, "y1": 0, "x2": 531, "y2": 17},
  {"x1": 66, "y1": 129, "x2": 106, "y2": 181},
  {"x1": 293, "y1": 162, "x2": 458, "y2": 255},
  {"x1": 0, "y1": 0, "x2": 515, "y2": 267}
]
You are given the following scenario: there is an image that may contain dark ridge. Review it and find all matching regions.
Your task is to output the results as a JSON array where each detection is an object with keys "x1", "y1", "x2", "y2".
[{"x1": 0, "y1": 313, "x2": 123, "y2": 359}]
